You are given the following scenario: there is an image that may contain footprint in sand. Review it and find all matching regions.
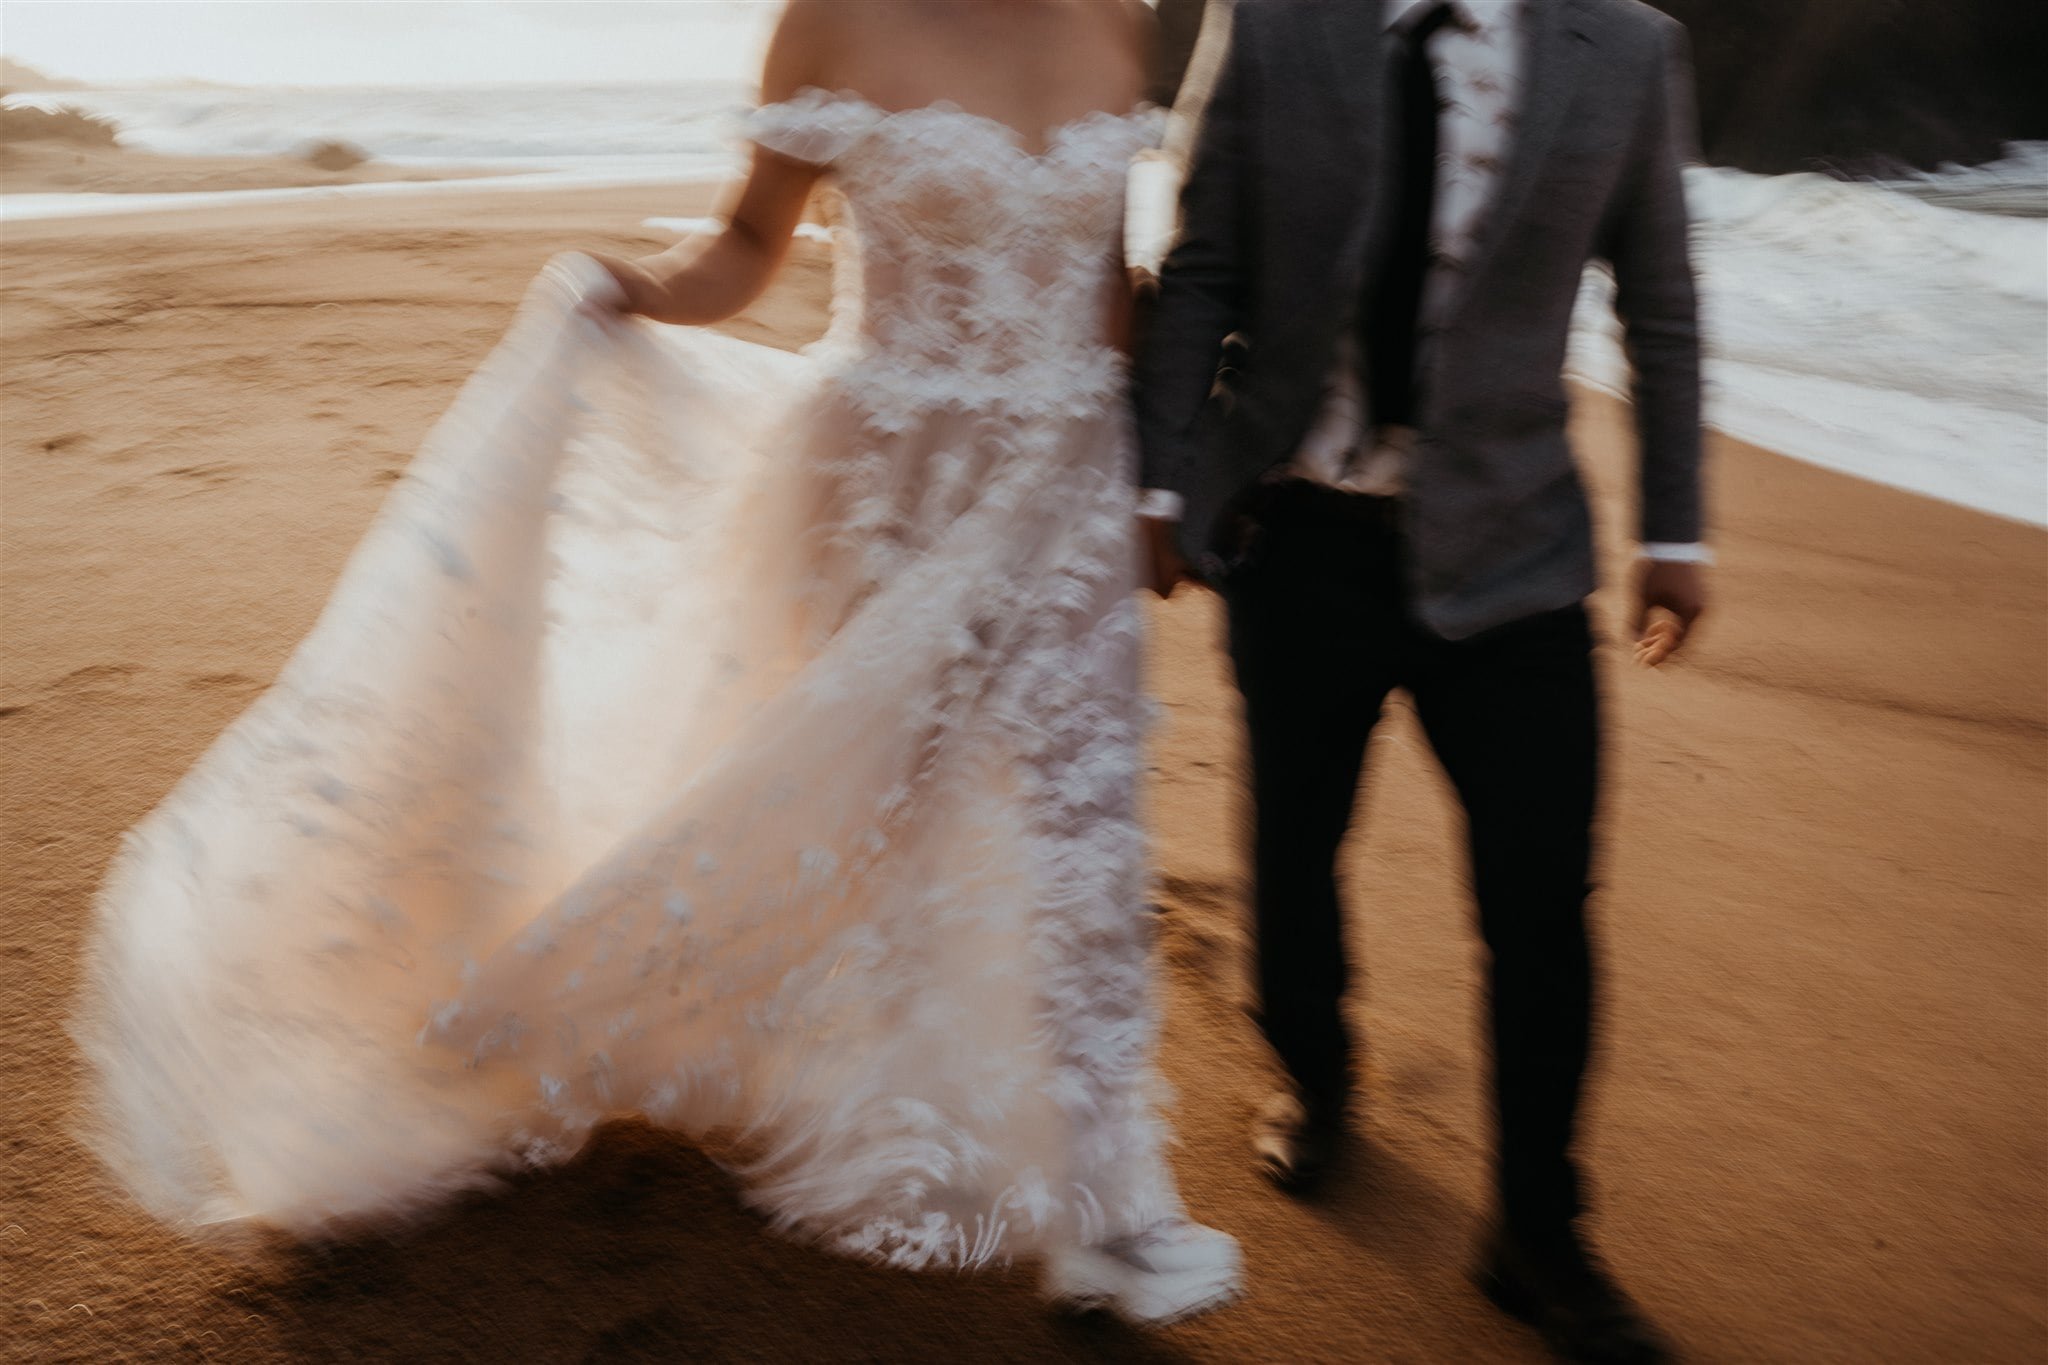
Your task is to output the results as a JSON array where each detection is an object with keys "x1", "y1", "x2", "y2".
[
  {"x1": 52, "y1": 663, "x2": 140, "y2": 696},
  {"x1": 1156, "y1": 874, "x2": 1250, "y2": 979},
  {"x1": 154, "y1": 462, "x2": 240, "y2": 494}
]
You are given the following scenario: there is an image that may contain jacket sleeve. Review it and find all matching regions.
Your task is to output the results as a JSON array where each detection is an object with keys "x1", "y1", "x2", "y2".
[
  {"x1": 1603, "y1": 18, "x2": 1706, "y2": 546},
  {"x1": 1132, "y1": 4, "x2": 1253, "y2": 498}
]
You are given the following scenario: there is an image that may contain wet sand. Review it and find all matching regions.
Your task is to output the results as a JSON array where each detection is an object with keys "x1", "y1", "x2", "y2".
[
  {"x1": 2, "y1": 184, "x2": 2043, "y2": 1362},
  {"x1": 0, "y1": 139, "x2": 497, "y2": 196}
]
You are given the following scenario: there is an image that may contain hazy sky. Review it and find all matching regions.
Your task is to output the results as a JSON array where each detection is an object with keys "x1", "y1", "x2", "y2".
[{"x1": 2, "y1": 1, "x2": 781, "y2": 86}]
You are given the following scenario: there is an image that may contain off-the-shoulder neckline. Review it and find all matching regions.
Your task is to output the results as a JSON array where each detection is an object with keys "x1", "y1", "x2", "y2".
[{"x1": 755, "y1": 86, "x2": 1161, "y2": 161}]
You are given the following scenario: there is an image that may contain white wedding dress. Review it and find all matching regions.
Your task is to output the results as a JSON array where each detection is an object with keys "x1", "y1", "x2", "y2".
[{"x1": 78, "y1": 90, "x2": 1237, "y2": 1309}]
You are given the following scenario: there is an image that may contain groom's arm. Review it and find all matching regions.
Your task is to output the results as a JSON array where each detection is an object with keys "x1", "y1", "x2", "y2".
[
  {"x1": 1132, "y1": 5, "x2": 1253, "y2": 511},
  {"x1": 1604, "y1": 17, "x2": 1711, "y2": 652},
  {"x1": 1604, "y1": 18, "x2": 1706, "y2": 551}
]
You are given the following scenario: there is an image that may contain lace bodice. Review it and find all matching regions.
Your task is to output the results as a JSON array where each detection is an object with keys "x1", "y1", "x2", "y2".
[{"x1": 746, "y1": 89, "x2": 1163, "y2": 421}]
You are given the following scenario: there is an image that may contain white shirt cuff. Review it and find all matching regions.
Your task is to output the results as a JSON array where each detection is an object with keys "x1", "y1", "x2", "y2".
[
  {"x1": 1137, "y1": 488, "x2": 1185, "y2": 521},
  {"x1": 1139, "y1": 492, "x2": 1707, "y2": 562},
  {"x1": 1640, "y1": 541, "x2": 1714, "y2": 564}
]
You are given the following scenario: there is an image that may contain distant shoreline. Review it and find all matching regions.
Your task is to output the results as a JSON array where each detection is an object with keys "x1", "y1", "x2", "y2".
[{"x1": 0, "y1": 78, "x2": 747, "y2": 199}]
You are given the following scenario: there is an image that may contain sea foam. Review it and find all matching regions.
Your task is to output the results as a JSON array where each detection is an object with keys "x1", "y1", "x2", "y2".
[{"x1": 1567, "y1": 158, "x2": 2047, "y2": 525}]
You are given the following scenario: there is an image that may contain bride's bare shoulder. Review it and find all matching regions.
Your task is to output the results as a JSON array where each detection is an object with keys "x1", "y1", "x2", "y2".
[
  {"x1": 760, "y1": 0, "x2": 923, "y2": 102},
  {"x1": 759, "y1": 0, "x2": 858, "y2": 104}
]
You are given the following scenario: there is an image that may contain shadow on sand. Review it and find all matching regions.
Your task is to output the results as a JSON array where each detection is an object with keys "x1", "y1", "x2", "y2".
[
  {"x1": 1301, "y1": 1117, "x2": 1555, "y2": 1360},
  {"x1": 237, "y1": 1120, "x2": 1192, "y2": 1363}
]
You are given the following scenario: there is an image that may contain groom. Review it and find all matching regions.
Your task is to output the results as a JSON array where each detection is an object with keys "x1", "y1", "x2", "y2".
[{"x1": 1135, "y1": 1, "x2": 1707, "y2": 1360}]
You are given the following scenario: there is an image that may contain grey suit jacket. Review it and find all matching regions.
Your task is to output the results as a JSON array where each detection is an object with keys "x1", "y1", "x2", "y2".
[{"x1": 1133, "y1": 0, "x2": 1706, "y2": 640}]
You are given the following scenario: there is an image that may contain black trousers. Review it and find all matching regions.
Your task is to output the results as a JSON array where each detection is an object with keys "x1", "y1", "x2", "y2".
[{"x1": 1223, "y1": 480, "x2": 1599, "y2": 1238}]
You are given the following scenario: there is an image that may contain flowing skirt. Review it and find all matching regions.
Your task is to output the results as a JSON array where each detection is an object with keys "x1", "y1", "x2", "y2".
[{"x1": 75, "y1": 255, "x2": 1182, "y2": 1268}]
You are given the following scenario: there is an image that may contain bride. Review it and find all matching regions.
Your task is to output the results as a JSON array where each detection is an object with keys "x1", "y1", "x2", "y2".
[{"x1": 76, "y1": 0, "x2": 1242, "y2": 1327}]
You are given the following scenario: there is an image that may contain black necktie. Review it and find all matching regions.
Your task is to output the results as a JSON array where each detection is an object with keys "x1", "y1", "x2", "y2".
[{"x1": 1364, "y1": 1, "x2": 1458, "y2": 430}]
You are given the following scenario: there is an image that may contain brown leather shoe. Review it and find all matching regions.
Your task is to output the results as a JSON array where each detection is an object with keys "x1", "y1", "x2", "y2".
[
  {"x1": 1474, "y1": 1225, "x2": 1675, "y2": 1364},
  {"x1": 1251, "y1": 1089, "x2": 1343, "y2": 1194}
]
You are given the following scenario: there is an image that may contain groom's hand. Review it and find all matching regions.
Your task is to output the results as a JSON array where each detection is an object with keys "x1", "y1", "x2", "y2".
[
  {"x1": 1634, "y1": 559, "x2": 1707, "y2": 665},
  {"x1": 1140, "y1": 516, "x2": 1193, "y2": 599}
]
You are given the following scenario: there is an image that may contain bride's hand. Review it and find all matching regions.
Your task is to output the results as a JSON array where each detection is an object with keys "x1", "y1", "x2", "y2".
[{"x1": 584, "y1": 252, "x2": 663, "y2": 318}]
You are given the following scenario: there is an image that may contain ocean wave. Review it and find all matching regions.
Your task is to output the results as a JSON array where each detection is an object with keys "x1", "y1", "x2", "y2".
[
  {"x1": 1874, "y1": 142, "x2": 2048, "y2": 218},
  {"x1": 1568, "y1": 155, "x2": 2047, "y2": 525}
]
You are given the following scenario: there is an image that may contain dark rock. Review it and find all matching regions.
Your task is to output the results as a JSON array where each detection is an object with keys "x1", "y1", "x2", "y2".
[
  {"x1": 1650, "y1": 0, "x2": 2048, "y2": 174},
  {"x1": 301, "y1": 139, "x2": 370, "y2": 172},
  {"x1": 0, "y1": 103, "x2": 119, "y2": 147},
  {"x1": 1151, "y1": 0, "x2": 2048, "y2": 174}
]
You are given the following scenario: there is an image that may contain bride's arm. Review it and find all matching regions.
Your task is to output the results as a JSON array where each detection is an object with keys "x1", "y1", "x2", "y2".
[
  {"x1": 589, "y1": 2, "x2": 830, "y2": 326},
  {"x1": 590, "y1": 154, "x2": 821, "y2": 326}
]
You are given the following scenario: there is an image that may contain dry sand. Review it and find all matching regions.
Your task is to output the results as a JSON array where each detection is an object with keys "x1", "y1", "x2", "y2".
[{"x1": 2, "y1": 184, "x2": 2044, "y2": 1363}]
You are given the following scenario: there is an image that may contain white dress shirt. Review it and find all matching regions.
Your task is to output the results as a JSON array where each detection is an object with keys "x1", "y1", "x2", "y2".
[{"x1": 1143, "y1": 0, "x2": 1709, "y2": 565}]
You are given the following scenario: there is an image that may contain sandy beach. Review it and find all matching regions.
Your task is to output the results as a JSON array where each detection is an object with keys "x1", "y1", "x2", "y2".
[{"x1": 2, "y1": 184, "x2": 2043, "y2": 1362}]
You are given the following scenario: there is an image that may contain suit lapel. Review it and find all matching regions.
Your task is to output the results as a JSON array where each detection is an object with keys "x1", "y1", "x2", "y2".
[
  {"x1": 1311, "y1": 0, "x2": 1400, "y2": 287},
  {"x1": 1454, "y1": 0, "x2": 1594, "y2": 299},
  {"x1": 1316, "y1": 0, "x2": 1392, "y2": 162}
]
